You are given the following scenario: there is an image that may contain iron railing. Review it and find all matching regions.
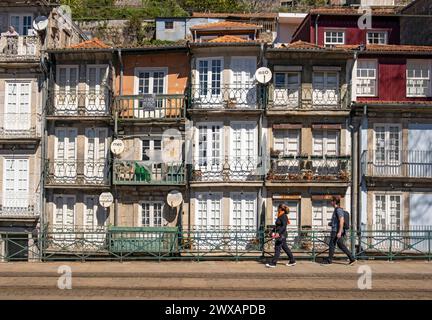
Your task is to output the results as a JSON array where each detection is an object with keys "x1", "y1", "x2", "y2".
[
  {"x1": 267, "y1": 154, "x2": 351, "y2": 182},
  {"x1": 188, "y1": 85, "x2": 266, "y2": 110},
  {"x1": 1, "y1": 226, "x2": 432, "y2": 261},
  {"x1": 112, "y1": 160, "x2": 185, "y2": 185},
  {"x1": 361, "y1": 150, "x2": 432, "y2": 178},
  {"x1": 0, "y1": 36, "x2": 40, "y2": 61},
  {"x1": 114, "y1": 94, "x2": 185, "y2": 120},
  {"x1": 0, "y1": 193, "x2": 40, "y2": 218},
  {"x1": 268, "y1": 86, "x2": 350, "y2": 110},
  {"x1": 47, "y1": 89, "x2": 112, "y2": 117},
  {"x1": 45, "y1": 159, "x2": 111, "y2": 186},
  {"x1": 190, "y1": 157, "x2": 264, "y2": 182},
  {"x1": 0, "y1": 112, "x2": 39, "y2": 139}
]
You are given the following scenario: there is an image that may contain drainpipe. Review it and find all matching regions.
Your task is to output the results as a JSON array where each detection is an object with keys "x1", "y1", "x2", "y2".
[
  {"x1": 114, "y1": 49, "x2": 123, "y2": 227},
  {"x1": 259, "y1": 42, "x2": 266, "y2": 230},
  {"x1": 315, "y1": 14, "x2": 320, "y2": 46},
  {"x1": 350, "y1": 50, "x2": 358, "y2": 254}
]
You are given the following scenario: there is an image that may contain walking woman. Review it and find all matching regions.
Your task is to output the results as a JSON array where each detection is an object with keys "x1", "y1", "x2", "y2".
[{"x1": 266, "y1": 204, "x2": 296, "y2": 268}]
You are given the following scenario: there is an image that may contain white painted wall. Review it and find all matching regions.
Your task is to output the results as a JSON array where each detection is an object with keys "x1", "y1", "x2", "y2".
[{"x1": 409, "y1": 193, "x2": 432, "y2": 226}]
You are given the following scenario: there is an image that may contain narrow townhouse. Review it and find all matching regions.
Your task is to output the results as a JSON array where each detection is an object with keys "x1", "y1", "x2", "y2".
[
  {"x1": 44, "y1": 39, "x2": 114, "y2": 252},
  {"x1": 0, "y1": 0, "x2": 82, "y2": 260}
]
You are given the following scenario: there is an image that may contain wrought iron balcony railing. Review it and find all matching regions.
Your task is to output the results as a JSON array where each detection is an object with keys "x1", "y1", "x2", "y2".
[
  {"x1": 0, "y1": 193, "x2": 40, "y2": 218},
  {"x1": 267, "y1": 154, "x2": 351, "y2": 182},
  {"x1": 47, "y1": 89, "x2": 112, "y2": 117},
  {"x1": 114, "y1": 94, "x2": 185, "y2": 120},
  {"x1": 45, "y1": 159, "x2": 110, "y2": 186},
  {"x1": 189, "y1": 85, "x2": 265, "y2": 110},
  {"x1": 0, "y1": 36, "x2": 40, "y2": 61},
  {"x1": 190, "y1": 157, "x2": 264, "y2": 182},
  {"x1": 0, "y1": 112, "x2": 39, "y2": 139},
  {"x1": 267, "y1": 86, "x2": 350, "y2": 110},
  {"x1": 113, "y1": 160, "x2": 185, "y2": 185},
  {"x1": 361, "y1": 150, "x2": 432, "y2": 179}
]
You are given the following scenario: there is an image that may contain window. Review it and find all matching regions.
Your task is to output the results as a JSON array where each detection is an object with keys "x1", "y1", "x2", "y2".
[
  {"x1": 10, "y1": 14, "x2": 33, "y2": 35},
  {"x1": 53, "y1": 195, "x2": 75, "y2": 230},
  {"x1": 230, "y1": 193, "x2": 256, "y2": 229},
  {"x1": 164, "y1": 21, "x2": 174, "y2": 30},
  {"x1": 274, "y1": 72, "x2": 300, "y2": 106},
  {"x1": 312, "y1": 200, "x2": 334, "y2": 227},
  {"x1": 231, "y1": 122, "x2": 257, "y2": 180},
  {"x1": 195, "y1": 193, "x2": 223, "y2": 229},
  {"x1": 367, "y1": 31, "x2": 388, "y2": 45},
  {"x1": 356, "y1": 60, "x2": 377, "y2": 96},
  {"x1": 86, "y1": 65, "x2": 109, "y2": 113},
  {"x1": 374, "y1": 124, "x2": 401, "y2": 176},
  {"x1": 54, "y1": 128, "x2": 77, "y2": 182},
  {"x1": 142, "y1": 138, "x2": 162, "y2": 178},
  {"x1": 85, "y1": 128, "x2": 108, "y2": 182},
  {"x1": 137, "y1": 69, "x2": 166, "y2": 95},
  {"x1": 197, "y1": 123, "x2": 222, "y2": 169},
  {"x1": 197, "y1": 58, "x2": 222, "y2": 98},
  {"x1": 407, "y1": 60, "x2": 431, "y2": 97},
  {"x1": 273, "y1": 129, "x2": 300, "y2": 156},
  {"x1": 4, "y1": 81, "x2": 31, "y2": 132},
  {"x1": 141, "y1": 201, "x2": 165, "y2": 227},
  {"x1": 324, "y1": 31, "x2": 345, "y2": 47},
  {"x1": 84, "y1": 195, "x2": 107, "y2": 230},
  {"x1": 230, "y1": 57, "x2": 256, "y2": 106},
  {"x1": 313, "y1": 130, "x2": 339, "y2": 156},
  {"x1": 374, "y1": 194, "x2": 402, "y2": 229},
  {"x1": 2, "y1": 158, "x2": 29, "y2": 211},
  {"x1": 312, "y1": 71, "x2": 339, "y2": 105},
  {"x1": 56, "y1": 66, "x2": 79, "y2": 114}
]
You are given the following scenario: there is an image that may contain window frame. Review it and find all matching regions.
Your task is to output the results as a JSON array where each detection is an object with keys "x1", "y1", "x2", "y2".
[
  {"x1": 366, "y1": 31, "x2": 388, "y2": 45},
  {"x1": 324, "y1": 30, "x2": 345, "y2": 47},
  {"x1": 139, "y1": 201, "x2": 166, "y2": 227},
  {"x1": 406, "y1": 60, "x2": 431, "y2": 98},
  {"x1": 356, "y1": 59, "x2": 378, "y2": 97},
  {"x1": 373, "y1": 193, "x2": 403, "y2": 229}
]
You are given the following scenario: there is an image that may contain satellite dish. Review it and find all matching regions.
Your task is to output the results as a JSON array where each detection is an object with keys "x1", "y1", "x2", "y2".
[
  {"x1": 33, "y1": 16, "x2": 49, "y2": 32},
  {"x1": 99, "y1": 192, "x2": 114, "y2": 208},
  {"x1": 255, "y1": 67, "x2": 272, "y2": 84},
  {"x1": 167, "y1": 190, "x2": 183, "y2": 208},
  {"x1": 111, "y1": 139, "x2": 125, "y2": 155}
]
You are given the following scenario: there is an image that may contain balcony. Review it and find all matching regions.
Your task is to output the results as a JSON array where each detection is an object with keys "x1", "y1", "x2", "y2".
[
  {"x1": 114, "y1": 94, "x2": 185, "y2": 121},
  {"x1": 267, "y1": 154, "x2": 351, "y2": 183},
  {"x1": 267, "y1": 86, "x2": 350, "y2": 111},
  {"x1": 113, "y1": 160, "x2": 185, "y2": 185},
  {"x1": 188, "y1": 85, "x2": 265, "y2": 111},
  {"x1": 47, "y1": 89, "x2": 112, "y2": 118},
  {"x1": 0, "y1": 112, "x2": 39, "y2": 140},
  {"x1": 45, "y1": 160, "x2": 110, "y2": 187},
  {"x1": 0, "y1": 193, "x2": 39, "y2": 218},
  {"x1": 190, "y1": 157, "x2": 264, "y2": 183},
  {"x1": 0, "y1": 36, "x2": 40, "y2": 62},
  {"x1": 361, "y1": 150, "x2": 432, "y2": 180}
]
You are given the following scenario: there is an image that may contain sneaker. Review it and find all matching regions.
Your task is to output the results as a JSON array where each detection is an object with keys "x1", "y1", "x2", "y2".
[
  {"x1": 265, "y1": 263, "x2": 276, "y2": 268},
  {"x1": 320, "y1": 259, "x2": 332, "y2": 266},
  {"x1": 286, "y1": 262, "x2": 296, "y2": 267},
  {"x1": 348, "y1": 259, "x2": 357, "y2": 266}
]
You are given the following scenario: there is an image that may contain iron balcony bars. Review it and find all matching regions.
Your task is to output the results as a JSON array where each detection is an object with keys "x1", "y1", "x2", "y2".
[
  {"x1": 268, "y1": 154, "x2": 351, "y2": 182},
  {"x1": 45, "y1": 159, "x2": 111, "y2": 186},
  {"x1": 0, "y1": 35, "x2": 40, "y2": 59},
  {"x1": 361, "y1": 150, "x2": 432, "y2": 178},
  {"x1": 46, "y1": 87, "x2": 112, "y2": 116},
  {"x1": 0, "y1": 112, "x2": 39, "y2": 139},
  {"x1": 114, "y1": 94, "x2": 186, "y2": 120},
  {"x1": 0, "y1": 192, "x2": 40, "y2": 217},
  {"x1": 113, "y1": 160, "x2": 185, "y2": 185}
]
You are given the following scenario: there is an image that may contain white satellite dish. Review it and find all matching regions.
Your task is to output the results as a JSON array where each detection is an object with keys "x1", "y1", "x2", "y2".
[
  {"x1": 255, "y1": 67, "x2": 272, "y2": 84},
  {"x1": 99, "y1": 192, "x2": 114, "y2": 208},
  {"x1": 33, "y1": 16, "x2": 49, "y2": 32},
  {"x1": 111, "y1": 139, "x2": 125, "y2": 155},
  {"x1": 167, "y1": 190, "x2": 183, "y2": 208}
]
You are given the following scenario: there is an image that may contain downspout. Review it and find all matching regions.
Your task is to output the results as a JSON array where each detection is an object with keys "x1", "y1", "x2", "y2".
[
  {"x1": 259, "y1": 42, "x2": 265, "y2": 230},
  {"x1": 114, "y1": 48, "x2": 123, "y2": 227},
  {"x1": 315, "y1": 14, "x2": 320, "y2": 45},
  {"x1": 186, "y1": 41, "x2": 192, "y2": 234}
]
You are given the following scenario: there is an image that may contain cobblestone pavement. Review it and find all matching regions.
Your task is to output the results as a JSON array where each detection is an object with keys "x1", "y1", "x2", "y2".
[{"x1": 0, "y1": 260, "x2": 431, "y2": 299}]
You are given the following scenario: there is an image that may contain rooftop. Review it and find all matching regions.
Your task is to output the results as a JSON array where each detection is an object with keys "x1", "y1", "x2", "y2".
[
  {"x1": 309, "y1": 6, "x2": 401, "y2": 16},
  {"x1": 191, "y1": 12, "x2": 277, "y2": 19},
  {"x1": 68, "y1": 38, "x2": 111, "y2": 49},
  {"x1": 208, "y1": 35, "x2": 248, "y2": 43},
  {"x1": 190, "y1": 21, "x2": 261, "y2": 31}
]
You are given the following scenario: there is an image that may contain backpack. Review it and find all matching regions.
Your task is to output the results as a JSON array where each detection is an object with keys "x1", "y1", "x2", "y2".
[{"x1": 343, "y1": 210, "x2": 350, "y2": 230}]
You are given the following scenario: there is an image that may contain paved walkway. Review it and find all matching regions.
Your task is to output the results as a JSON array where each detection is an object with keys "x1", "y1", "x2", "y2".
[{"x1": 0, "y1": 260, "x2": 431, "y2": 299}]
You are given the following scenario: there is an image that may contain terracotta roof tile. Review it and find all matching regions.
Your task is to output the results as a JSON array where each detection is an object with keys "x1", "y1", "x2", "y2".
[
  {"x1": 208, "y1": 35, "x2": 248, "y2": 43},
  {"x1": 283, "y1": 40, "x2": 321, "y2": 49},
  {"x1": 309, "y1": 7, "x2": 401, "y2": 16},
  {"x1": 334, "y1": 44, "x2": 432, "y2": 53},
  {"x1": 68, "y1": 38, "x2": 111, "y2": 49},
  {"x1": 191, "y1": 12, "x2": 277, "y2": 19},
  {"x1": 190, "y1": 21, "x2": 261, "y2": 30}
]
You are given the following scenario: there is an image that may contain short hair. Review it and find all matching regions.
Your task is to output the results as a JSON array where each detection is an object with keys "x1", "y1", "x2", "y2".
[{"x1": 331, "y1": 196, "x2": 340, "y2": 205}]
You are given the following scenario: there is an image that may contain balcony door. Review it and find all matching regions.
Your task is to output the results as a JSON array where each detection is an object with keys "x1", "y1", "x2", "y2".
[
  {"x1": 312, "y1": 129, "x2": 339, "y2": 175},
  {"x1": 84, "y1": 195, "x2": 107, "y2": 245},
  {"x1": 196, "y1": 58, "x2": 223, "y2": 107},
  {"x1": 2, "y1": 158, "x2": 29, "y2": 212},
  {"x1": 374, "y1": 124, "x2": 401, "y2": 176},
  {"x1": 196, "y1": 123, "x2": 223, "y2": 181},
  {"x1": 53, "y1": 195, "x2": 76, "y2": 243},
  {"x1": 54, "y1": 128, "x2": 77, "y2": 183},
  {"x1": 10, "y1": 14, "x2": 32, "y2": 35},
  {"x1": 230, "y1": 57, "x2": 256, "y2": 108},
  {"x1": 56, "y1": 66, "x2": 79, "y2": 114},
  {"x1": 373, "y1": 194, "x2": 403, "y2": 250},
  {"x1": 312, "y1": 200, "x2": 334, "y2": 228},
  {"x1": 86, "y1": 65, "x2": 109, "y2": 114},
  {"x1": 142, "y1": 138, "x2": 162, "y2": 181},
  {"x1": 135, "y1": 68, "x2": 166, "y2": 119},
  {"x1": 230, "y1": 122, "x2": 258, "y2": 181},
  {"x1": 312, "y1": 71, "x2": 338, "y2": 106},
  {"x1": 4, "y1": 82, "x2": 31, "y2": 133},
  {"x1": 85, "y1": 128, "x2": 108, "y2": 184},
  {"x1": 273, "y1": 129, "x2": 301, "y2": 176},
  {"x1": 274, "y1": 72, "x2": 300, "y2": 107},
  {"x1": 195, "y1": 192, "x2": 223, "y2": 230}
]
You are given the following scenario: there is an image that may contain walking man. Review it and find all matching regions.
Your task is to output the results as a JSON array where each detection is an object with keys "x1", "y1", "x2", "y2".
[
  {"x1": 266, "y1": 204, "x2": 296, "y2": 268},
  {"x1": 321, "y1": 197, "x2": 356, "y2": 266}
]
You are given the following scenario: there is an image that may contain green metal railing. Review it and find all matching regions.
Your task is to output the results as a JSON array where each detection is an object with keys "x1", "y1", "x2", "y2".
[{"x1": 1, "y1": 227, "x2": 431, "y2": 262}]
